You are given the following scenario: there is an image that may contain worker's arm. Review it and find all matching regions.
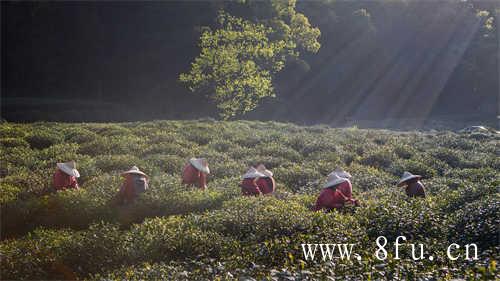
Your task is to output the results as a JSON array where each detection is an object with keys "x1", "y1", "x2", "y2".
[{"x1": 199, "y1": 172, "x2": 207, "y2": 190}]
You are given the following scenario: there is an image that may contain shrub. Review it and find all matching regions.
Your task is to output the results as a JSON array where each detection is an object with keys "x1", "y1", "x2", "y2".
[
  {"x1": 144, "y1": 154, "x2": 185, "y2": 174},
  {"x1": 393, "y1": 144, "x2": 415, "y2": 159},
  {"x1": 0, "y1": 124, "x2": 27, "y2": 138},
  {"x1": 61, "y1": 222, "x2": 129, "y2": 276},
  {"x1": 0, "y1": 137, "x2": 29, "y2": 148},
  {"x1": 78, "y1": 135, "x2": 147, "y2": 156},
  {"x1": 0, "y1": 228, "x2": 74, "y2": 280},
  {"x1": 25, "y1": 131, "x2": 64, "y2": 149},
  {"x1": 359, "y1": 198, "x2": 447, "y2": 242},
  {"x1": 273, "y1": 164, "x2": 321, "y2": 191},
  {"x1": 0, "y1": 182, "x2": 21, "y2": 203},
  {"x1": 209, "y1": 139, "x2": 234, "y2": 153},
  {"x1": 95, "y1": 154, "x2": 144, "y2": 173},
  {"x1": 349, "y1": 163, "x2": 396, "y2": 191},
  {"x1": 360, "y1": 148, "x2": 395, "y2": 168},
  {"x1": 182, "y1": 128, "x2": 213, "y2": 145},
  {"x1": 257, "y1": 143, "x2": 302, "y2": 162},
  {"x1": 128, "y1": 216, "x2": 231, "y2": 262},
  {"x1": 62, "y1": 127, "x2": 98, "y2": 144},
  {"x1": 388, "y1": 158, "x2": 437, "y2": 179},
  {"x1": 89, "y1": 124, "x2": 133, "y2": 137},
  {"x1": 431, "y1": 148, "x2": 463, "y2": 168},
  {"x1": 36, "y1": 143, "x2": 80, "y2": 163},
  {"x1": 0, "y1": 170, "x2": 49, "y2": 198},
  {"x1": 451, "y1": 196, "x2": 499, "y2": 250},
  {"x1": 143, "y1": 142, "x2": 197, "y2": 158}
]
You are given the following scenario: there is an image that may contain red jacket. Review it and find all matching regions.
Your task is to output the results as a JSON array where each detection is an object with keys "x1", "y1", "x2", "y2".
[
  {"x1": 313, "y1": 180, "x2": 356, "y2": 211},
  {"x1": 53, "y1": 169, "x2": 79, "y2": 191},
  {"x1": 256, "y1": 177, "x2": 275, "y2": 194},
  {"x1": 405, "y1": 181, "x2": 426, "y2": 198},
  {"x1": 241, "y1": 178, "x2": 262, "y2": 196},
  {"x1": 118, "y1": 174, "x2": 148, "y2": 204},
  {"x1": 182, "y1": 163, "x2": 207, "y2": 190}
]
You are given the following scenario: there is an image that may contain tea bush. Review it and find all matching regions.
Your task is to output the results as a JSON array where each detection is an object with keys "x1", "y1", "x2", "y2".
[
  {"x1": 0, "y1": 120, "x2": 497, "y2": 280},
  {"x1": 0, "y1": 137, "x2": 29, "y2": 148},
  {"x1": 450, "y1": 195, "x2": 499, "y2": 250},
  {"x1": 360, "y1": 148, "x2": 395, "y2": 168}
]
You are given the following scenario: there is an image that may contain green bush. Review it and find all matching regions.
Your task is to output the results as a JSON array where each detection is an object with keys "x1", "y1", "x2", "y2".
[
  {"x1": 61, "y1": 222, "x2": 129, "y2": 275},
  {"x1": 89, "y1": 124, "x2": 133, "y2": 137},
  {"x1": 360, "y1": 198, "x2": 447, "y2": 242},
  {"x1": 0, "y1": 120, "x2": 497, "y2": 280},
  {"x1": 349, "y1": 163, "x2": 396, "y2": 191},
  {"x1": 95, "y1": 154, "x2": 144, "y2": 173},
  {"x1": 78, "y1": 135, "x2": 147, "y2": 156},
  {"x1": 451, "y1": 196, "x2": 499, "y2": 250},
  {"x1": 25, "y1": 131, "x2": 64, "y2": 149},
  {"x1": 360, "y1": 148, "x2": 395, "y2": 168},
  {"x1": 62, "y1": 127, "x2": 98, "y2": 144},
  {"x1": 0, "y1": 137, "x2": 29, "y2": 148},
  {"x1": 388, "y1": 158, "x2": 437, "y2": 179},
  {"x1": 393, "y1": 144, "x2": 415, "y2": 159},
  {"x1": 0, "y1": 124, "x2": 27, "y2": 138},
  {"x1": 273, "y1": 164, "x2": 321, "y2": 192},
  {"x1": 0, "y1": 228, "x2": 74, "y2": 280},
  {"x1": 145, "y1": 154, "x2": 185, "y2": 174},
  {"x1": 0, "y1": 182, "x2": 21, "y2": 203}
]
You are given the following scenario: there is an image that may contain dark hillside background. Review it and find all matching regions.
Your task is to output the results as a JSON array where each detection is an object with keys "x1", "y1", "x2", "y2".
[{"x1": 1, "y1": 0, "x2": 498, "y2": 128}]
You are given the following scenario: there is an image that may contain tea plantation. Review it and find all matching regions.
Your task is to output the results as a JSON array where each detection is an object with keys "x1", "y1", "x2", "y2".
[{"x1": 0, "y1": 120, "x2": 498, "y2": 280}]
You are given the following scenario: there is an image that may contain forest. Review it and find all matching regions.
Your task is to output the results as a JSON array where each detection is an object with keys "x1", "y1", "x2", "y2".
[{"x1": 1, "y1": 0, "x2": 498, "y2": 127}]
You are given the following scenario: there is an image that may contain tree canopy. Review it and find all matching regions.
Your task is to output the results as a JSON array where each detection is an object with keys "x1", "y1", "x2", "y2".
[{"x1": 179, "y1": 0, "x2": 320, "y2": 119}]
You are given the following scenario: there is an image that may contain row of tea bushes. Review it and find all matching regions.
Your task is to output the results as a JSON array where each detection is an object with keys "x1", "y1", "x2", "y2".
[{"x1": 1, "y1": 193, "x2": 497, "y2": 280}]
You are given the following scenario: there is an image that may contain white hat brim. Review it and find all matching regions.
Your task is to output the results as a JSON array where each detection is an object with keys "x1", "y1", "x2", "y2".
[
  {"x1": 242, "y1": 171, "x2": 265, "y2": 179},
  {"x1": 121, "y1": 170, "x2": 148, "y2": 178},
  {"x1": 189, "y1": 158, "x2": 210, "y2": 174},
  {"x1": 57, "y1": 163, "x2": 80, "y2": 178},
  {"x1": 260, "y1": 170, "x2": 273, "y2": 178},
  {"x1": 323, "y1": 177, "x2": 347, "y2": 188},
  {"x1": 337, "y1": 171, "x2": 352, "y2": 179},
  {"x1": 397, "y1": 175, "x2": 421, "y2": 186}
]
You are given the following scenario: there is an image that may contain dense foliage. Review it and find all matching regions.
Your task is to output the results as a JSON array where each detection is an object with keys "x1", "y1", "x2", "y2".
[
  {"x1": 179, "y1": 0, "x2": 320, "y2": 119},
  {"x1": 3, "y1": 1, "x2": 497, "y2": 124},
  {"x1": 0, "y1": 120, "x2": 498, "y2": 280}
]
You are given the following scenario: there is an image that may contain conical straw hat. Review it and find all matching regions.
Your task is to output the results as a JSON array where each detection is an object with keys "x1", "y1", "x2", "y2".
[
  {"x1": 323, "y1": 172, "x2": 348, "y2": 188},
  {"x1": 56, "y1": 161, "x2": 80, "y2": 178},
  {"x1": 242, "y1": 167, "x2": 265, "y2": 179},
  {"x1": 121, "y1": 166, "x2": 148, "y2": 178},
  {"x1": 189, "y1": 157, "x2": 210, "y2": 174},
  {"x1": 397, "y1": 171, "x2": 421, "y2": 187}
]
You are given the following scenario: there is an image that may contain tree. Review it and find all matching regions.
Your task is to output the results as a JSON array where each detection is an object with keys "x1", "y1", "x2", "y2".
[{"x1": 179, "y1": 0, "x2": 320, "y2": 119}]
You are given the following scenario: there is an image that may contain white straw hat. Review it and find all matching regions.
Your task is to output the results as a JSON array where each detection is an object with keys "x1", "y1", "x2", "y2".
[
  {"x1": 397, "y1": 171, "x2": 421, "y2": 187},
  {"x1": 323, "y1": 172, "x2": 348, "y2": 188},
  {"x1": 56, "y1": 161, "x2": 80, "y2": 178},
  {"x1": 189, "y1": 158, "x2": 210, "y2": 174},
  {"x1": 242, "y1": 167, "x2": 265, "y2": 179},
  {"x1": 334, "y1": 167, "x2": 352, "y2": 179},
  {"x1": 256, "y1": 164, "x2": 273, "y2": 178},
  {"x1": 121, "y1": 166, "x2": 148, "y2": 178}
]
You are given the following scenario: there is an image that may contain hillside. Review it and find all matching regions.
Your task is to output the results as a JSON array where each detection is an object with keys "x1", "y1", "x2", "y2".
[{"x1": 0, "y1": 120, "x2": 498, "y2": 280}]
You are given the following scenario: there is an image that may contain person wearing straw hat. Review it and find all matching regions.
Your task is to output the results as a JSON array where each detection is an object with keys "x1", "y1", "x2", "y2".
[
  {"x1": 53, "y1": 161, "x2": 80, "y2": 191},
  {"x1": 256, "y1": 164, "x2": 276, "y2": 195},
  {"x1": 313, "y1": 172, "x2": 359, "y2": 212},
  {"x1": 241, "y1": 167, "x2": 265, "y2": 196},
  {"x1": 397, "y1": 171, "x2": 426, "y2": 198},
  {"x1": 182, "y1": 158, "x2": 210, "y2": 190},
  {"x1": 117, "y1": 166, "x2": 149, "y2": 204}
]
